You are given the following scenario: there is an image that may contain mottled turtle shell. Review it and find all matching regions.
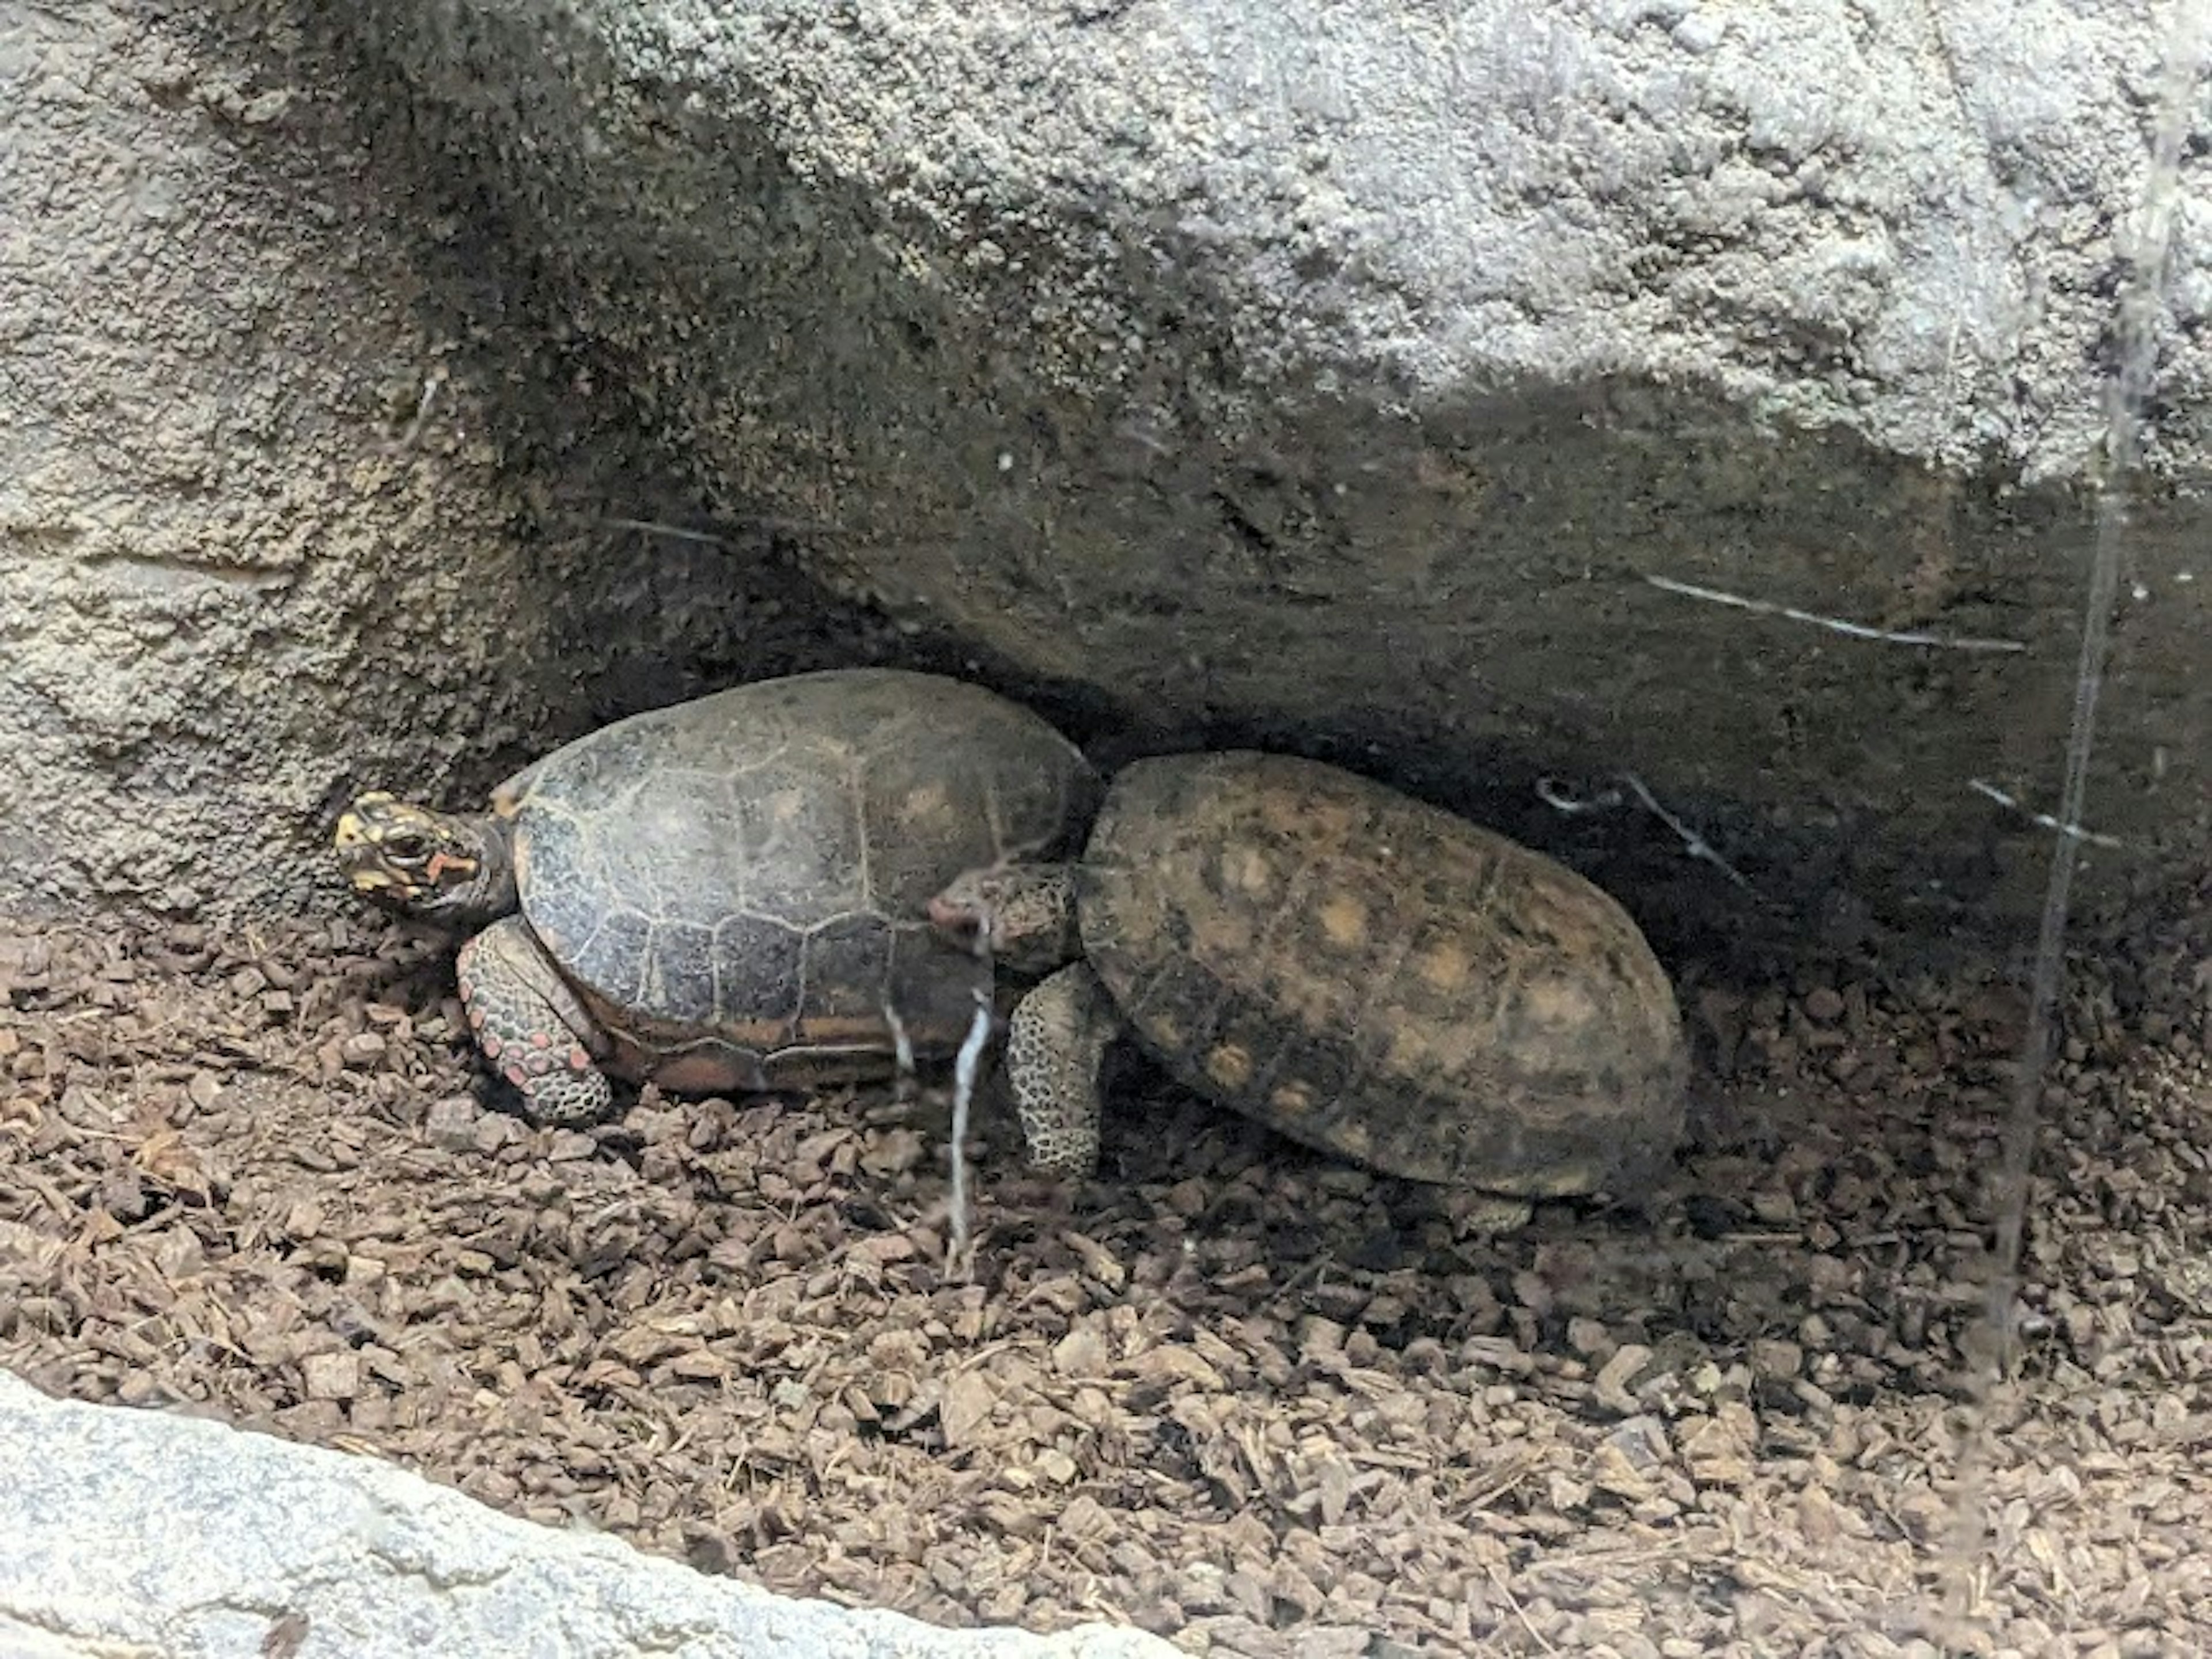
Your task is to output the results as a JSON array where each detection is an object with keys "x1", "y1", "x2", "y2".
[
  {"x1": 1076, "y1": 751, "x2": 1687, "y2": 1194},
  {"x1": 507, "y1": 669, "x2": 1099, "y2": 1091}
]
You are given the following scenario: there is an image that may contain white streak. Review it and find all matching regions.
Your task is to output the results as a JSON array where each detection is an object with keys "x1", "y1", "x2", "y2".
[
  {"x1": 1644, "y1": 573, "x2": 2027, "y2": 653},
  {"x1": 1537, "y1": 774, "x2": 1752, "y2": 892},
  {"x1": 1967, "y1": 780, "x2": 2124, "y2": 849},
  {"x1": 948, "y1": 991, "x2": 997, "y2": 1279}
]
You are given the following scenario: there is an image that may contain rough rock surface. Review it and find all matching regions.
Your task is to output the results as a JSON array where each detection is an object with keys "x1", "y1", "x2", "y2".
[
  {"x1": 9, "y1": 0, "x2": 2211, "y2": 944},
  {"x1": 0, "y1": 1, "x2": 920, "y2": 920},
  {"x1": 319, "y1": 0, "x2": 2212, "y2": 940},
  {"x1": 0, "y1": 1370, "x2": 1176, "y2": 1659}
]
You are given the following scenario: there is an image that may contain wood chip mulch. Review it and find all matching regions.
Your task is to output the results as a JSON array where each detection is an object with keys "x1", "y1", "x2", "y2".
[{"x1": 3, "y1": 904, "x2": 2210, "y2": 1657}]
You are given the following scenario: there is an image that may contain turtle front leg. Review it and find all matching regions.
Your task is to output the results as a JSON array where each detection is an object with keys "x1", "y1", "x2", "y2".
[
  {"x1": 454, "y1": 916, "x2": 614, "y2": 1126},
  {"x1": 1006, "y1": 962, "x2": 1123, "y2": 1176}
]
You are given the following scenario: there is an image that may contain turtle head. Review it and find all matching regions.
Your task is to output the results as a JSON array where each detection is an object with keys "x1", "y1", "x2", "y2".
[
  {"x1": 927, "y1": 861, "x2": 1080, "y2": 975},
  {"x1": 334, "y1": 793, "x2": 517, "y2": 925}
]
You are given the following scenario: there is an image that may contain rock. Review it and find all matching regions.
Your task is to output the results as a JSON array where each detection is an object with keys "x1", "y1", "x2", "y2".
[
  {"x1": 0, "y1": 1, "x2": 903, "y2": 922},
  {"x1": 1594, "y1": 1343, "x2": 1655, "y2": 1415},
  {"x1": 422, "y1": 1096, "x2": 482, "y2": 1150},
  {"x1": 326, "y1": 0, "x2": 2212, "y2": 941},
  {"x1": 8, "y1": 0, "x2": 2211, "y2": 950},
  {"x1": 0, "y1": 1373, "x2": 1175, "y2": 1658}
]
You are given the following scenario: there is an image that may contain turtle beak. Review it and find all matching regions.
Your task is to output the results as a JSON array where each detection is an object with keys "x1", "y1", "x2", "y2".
[{"x1": 332, "y1": 813, "x2": 390, "y2": 892}]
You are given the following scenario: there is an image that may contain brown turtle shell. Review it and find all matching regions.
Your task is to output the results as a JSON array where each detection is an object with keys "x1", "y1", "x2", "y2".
[
  {"x1": 1075, "y1": 751, "x2": 1685, "y2": 1193},
  {"x1": 510, "y1": 669, "x2": 1099, "y2": 1092}
]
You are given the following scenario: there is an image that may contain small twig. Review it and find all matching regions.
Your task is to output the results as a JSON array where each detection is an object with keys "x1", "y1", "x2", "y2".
[
  {"x1": 1272, "y1": 1252, "x2": 1334, "y2": 1300},
  {"x1": 1967, "y1": 779, "x2": 2125, "y2": 849},
  {"x1": 948, "y1": 991, "x2": 996, "y2": 1281},
  {"x1": 1620, "y1": 773, "x2": 1755, "y2": 890},
  {"x1": 1538, "y1": 774, "x2": 1753, "y2": 892},
  {"x1": 596, "y1": 513, "x2": 840, "y2": 542},
  {"x1": 1487, "y1": 1566, "x2": 1558, "y2": 1654},
  {"x1": 396, "y1": 369, "x2": 445, "y2": 447},
  {"x1": 599, "y1": 517, "x2": 733, "y2": 547},
  {"x1": 880, "y1": 999, "x2": 918, "y2": 1108},
  {"x1": 1535, "y1": 778, "x2": 1622, "y2": 816},
  {"x1": 1643, "y1": 573, "x2": 2027, "y2": 653}
]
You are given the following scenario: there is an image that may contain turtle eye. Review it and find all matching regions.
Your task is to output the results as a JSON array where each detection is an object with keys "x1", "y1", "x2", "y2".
[{"x1": 383, "y1": 830, "x2": 433, "y2": 864}]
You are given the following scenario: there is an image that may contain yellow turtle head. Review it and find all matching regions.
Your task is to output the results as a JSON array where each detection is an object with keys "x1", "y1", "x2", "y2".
[{"x1": 333, "y1": 793, "x2": 516, "y2": 923}]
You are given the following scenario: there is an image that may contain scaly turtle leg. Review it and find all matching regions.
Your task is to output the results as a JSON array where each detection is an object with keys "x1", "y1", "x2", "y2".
[
  {"x1": 454, "y1": 916, "x2": 613, "y2": 1126},
  {"x1": 1005, "y1": 961, "x2": 1123, "y2": 1176},
  {"x1": 1445, "y1": 1191, "x2": 1537, "y2": 1234}
]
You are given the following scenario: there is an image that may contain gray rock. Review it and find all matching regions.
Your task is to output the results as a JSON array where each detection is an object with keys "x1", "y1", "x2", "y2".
[
  {"x1": 0, "y1": 1372, "x2": 1177, "y2": 1659},
  {"x1": 0, "y1": 1, "x2": 892, "y2": 921},
  {"x1": 316, "y1": 0, "x2": 2212, "y2": 938},
  {"x1": 6, "y1": 0, "x2": 2207, "y2": 941}
]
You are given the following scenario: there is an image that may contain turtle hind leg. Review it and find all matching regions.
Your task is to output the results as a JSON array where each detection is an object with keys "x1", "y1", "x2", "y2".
[
  {"x1": 454, "y1": 916, "x2": 614, "y2": 1126},
  {"x1": 1006, "y1": 962, "x2": 1122, "y2": 1176}
]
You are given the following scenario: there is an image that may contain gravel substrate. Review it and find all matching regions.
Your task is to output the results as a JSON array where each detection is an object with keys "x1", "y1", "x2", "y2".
[{"x1": 2, "y1": 899, "x2": 2209, "y2": 1656}]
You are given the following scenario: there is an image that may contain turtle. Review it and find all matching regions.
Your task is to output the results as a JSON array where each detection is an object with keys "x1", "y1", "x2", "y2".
[
  {"x1": 334, "y1": 668, "x2": 1100, "y2": 1126},
  {"x1": 926, "y1": 749, "x2": 1687, "y2": 1211}
]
